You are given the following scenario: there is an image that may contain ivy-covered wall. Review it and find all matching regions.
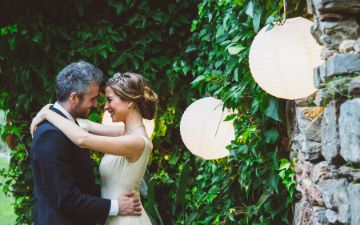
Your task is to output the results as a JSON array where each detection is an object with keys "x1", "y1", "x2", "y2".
[{"x1": 1, "y1": 0, "x2": 307, "y2": 224}]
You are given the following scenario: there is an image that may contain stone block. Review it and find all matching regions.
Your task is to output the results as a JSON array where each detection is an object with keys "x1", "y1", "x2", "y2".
[
  {"x1": 294, "y1": 202, "x2": 302, "y2": 225},
  {"x1": 314, "y1": 89, "x2": 328, "y2": 106},
  {"x1": 348, "y1": 184, "x2": 360, "y2": 225},
  {"x1": 339, "y1": 166, "x2": 360, "y2": 182},
  {"x1": 313, "y1": 0, "x2": 360, "y2": 14},
  {"x1": 326, "y1": 53, "x2": 360, "y2": 78},
  {"x1": 307, "y1": 0, "x2": 315, "y2": 14},
  {"x1": 319, "y1": 20, "x2": 359, "y2": 51},
  {"x1": 314, "y1": 54, "x2": 360, "y2": 86},
  {"x1": 298, "y1": 201, "x2": 313, "y2": 225},
  {"x1": 315, "y1": 78, "x2": 353, "y2": 107},
  {"x1": 312, "y1": 161, "x2": 338, "y2": 184},
  {"x1": 305, "y1": 113, "x2": 323, "y2": 142},
  {"x1": 348, "y1": 76, "x2": 360, "y2": 96},
  {"x1": 296, "y1": 160, "x2": 314, "y2": 193},
  {"x1": 299, "y1": 170, "x2": 325, "y2": 206},
  {"x1": 321, "y1": 101, "x2": 344, "y2": 164},
  {"x1": 319, "y1": 178, "x2": 350, "y2": 224},
  {"x1": 291, "y1": 107, "x2": 313, "y2": 153},
  {"x1": 314, "y1": 65, "x2": 324, "y2": 88},
  {"x1": 325, "y1": 209, "x2": 338, "y2": 224},
  {"x1": 312, "y1": 207, "x2": 329, "y2": 225},
  {"x1": 340, "y1": 99, "x2": 360, "y2": 164},
  {"x1": 303, "y1": 140, "x2": 322, "y2": 162}
]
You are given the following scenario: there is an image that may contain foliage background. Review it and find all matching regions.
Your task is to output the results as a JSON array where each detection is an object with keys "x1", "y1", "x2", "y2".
[{"x1": 0, "y1": 0, "x2": 306, "y2": 224}]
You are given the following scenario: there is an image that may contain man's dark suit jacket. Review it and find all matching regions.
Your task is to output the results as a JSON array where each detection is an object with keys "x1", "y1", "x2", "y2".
[{"x1": 30, "y1": 107, "x2": 110, "y2": 225}]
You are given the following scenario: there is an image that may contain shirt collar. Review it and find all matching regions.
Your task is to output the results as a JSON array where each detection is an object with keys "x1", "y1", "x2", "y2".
[{"x1": 53, "y1": 102, "x2": 76, "y2": 123}]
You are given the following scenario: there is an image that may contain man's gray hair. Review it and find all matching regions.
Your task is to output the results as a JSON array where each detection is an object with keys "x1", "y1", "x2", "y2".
[{"x1": 55, "y1": 60, "x2": 103, "y2": 102}]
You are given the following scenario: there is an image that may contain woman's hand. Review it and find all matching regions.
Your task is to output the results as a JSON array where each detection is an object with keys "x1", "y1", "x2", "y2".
[{"x1": 30, "y1": 104, "x2": 53, "y2": 137}]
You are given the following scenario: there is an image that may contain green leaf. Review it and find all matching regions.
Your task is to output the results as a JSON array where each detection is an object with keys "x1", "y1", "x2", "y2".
[
  {"x1": 245, "y1": 1, "x2": 254, "y2": 18},
  {"x1": 214, "y1": 60, "x2": 223, "y2": 68},
  {"x1": 233, "y1": 67, "x2": 240, "y2": 82},
  {"x1": 112, "y1": 54, "x2": 127, "y2": 68},
  {"x1": 176, "y1": 159, "x2": 191, "y2": 206},
  {"x1": 264, "y1": 97, "x2": 282, "y2": 122},
  {"x1": 191, "y1": 75, "x2": 206, "y2": 86},
  {"x1": 8, "y1": 37, "x2": 16, "y2": 50},
  {"x1": 185, "y1": 45, "x2": 198, "y2": 53},
  {"x1": 279, "y1": 159, "x2": 291, "y2": 170},
  {"x1": 186, "y1": 212, "x2": 197, "y2": 225},
  {"x1": 146, "y1": 178, "x2": 160, "y2": 220},
  {"x1": 88, "y1": 112, "x2": 101, "y2": 122},
  {"x1": 227, "y1": 45, "x2": 245, "y2": 55},
  {"x1": 251, "y1": 98, "x2": 259, "y2": 115},
  {"x1": 255, "y1": 190, "x2": 272, "y2": 213},
  {"x1": 264, "y1": 128, "x2": 279, "y2": 144},
  {"x1": 278, "y1": 170, "x2": 286, "y2": 179},
  {"x1": 107, "y1": 0, "x2": 126, "y2": 15},
  {"x1": 224, "y1": 114, "x2": 236, "y2": 121},
  {"x1": 11, "y1": 127, "x2": 20, "y2": 136},
  {"x1": 252, "y1": 6, "x2": 262, "y2": 32}
]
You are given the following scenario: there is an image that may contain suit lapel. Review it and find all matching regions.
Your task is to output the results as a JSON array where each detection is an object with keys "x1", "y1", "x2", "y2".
[{"x1": 51, "y1": 107, "x2": 94, "y2": 180}]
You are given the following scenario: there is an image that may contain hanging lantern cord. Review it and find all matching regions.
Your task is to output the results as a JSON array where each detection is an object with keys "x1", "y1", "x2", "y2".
[{"x1": 282, "y1": 0, "x2": 287, "y2": 22}]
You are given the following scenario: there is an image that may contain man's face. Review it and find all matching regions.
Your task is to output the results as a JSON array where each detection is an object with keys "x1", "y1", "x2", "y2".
[{"x1": 74, "y1": 83, "x2": 99, "y2": 118}]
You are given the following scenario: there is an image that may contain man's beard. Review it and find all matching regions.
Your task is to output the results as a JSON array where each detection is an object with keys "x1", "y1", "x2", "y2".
[
  {"x1": 74, "y1": 108, "x2": 89, "y2": 118},
  {"x1": 73, "y1": 100, "x2": 90, "y2": 119}
]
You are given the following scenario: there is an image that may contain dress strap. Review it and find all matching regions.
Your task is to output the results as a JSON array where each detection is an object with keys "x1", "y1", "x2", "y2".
[{"x1": 138, "y1": 135, "x2": 152, "y2": 152}]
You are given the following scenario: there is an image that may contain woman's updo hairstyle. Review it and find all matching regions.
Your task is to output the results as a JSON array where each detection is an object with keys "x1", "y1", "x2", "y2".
[{"x1": 107, "y1": 72, "x2": 158, "y2": 120}]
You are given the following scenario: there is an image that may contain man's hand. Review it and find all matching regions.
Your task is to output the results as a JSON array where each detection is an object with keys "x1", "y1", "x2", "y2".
[{"x1": 117, "y1": 191, "x2": 142, "y2": 216}]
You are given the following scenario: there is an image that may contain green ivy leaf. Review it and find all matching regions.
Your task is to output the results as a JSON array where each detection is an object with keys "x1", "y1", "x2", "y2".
[
  {"x1": 191, "y1": 75, "x2": 206, "y2": 86},
  {"x1": 88, "y1": 112, "x2": 101, "y2": 122},
  {"x1": 176, "y1": 159, "x2": 192, "y2": 206},
  {"x1": 264, "y1": 128, "x2": 279, "y2": 144},
  {"x1": 112, "y1": 54, "x2": 127, "y2": 68},
  {"x1": 185, "y1": 45, "x2": 198, "y2": 53},
  {"x1": 245, "y1": 1, "x2": 254, "y2": 18},
  {"x1": 227, "y1": 45, "x2": 245, "y2": 55},
  {"x1": 252, "y1": 6, "x2": 263, "y2": 32},
  {"x1": 264, "y1": 97, "x2": 282, "y2": 122},
  {"x1": 224, "y1": 113, "x2": 236, "y2": 121},
  {"x1": 8, "y1": 37, "x2": 16, "y2": 50},
  {"x1": 279, "y1": 159, "x2": 291, "y2": 170}
]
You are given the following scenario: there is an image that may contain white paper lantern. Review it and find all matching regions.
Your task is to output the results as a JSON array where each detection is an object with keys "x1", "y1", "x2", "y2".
[
  {"x1": 249, "y1": 17, "x2": 322, "y2": 100},
  {"x1": 102, "y1": 111, "x2": 155, "y2": 137},
  {"x1": 180, "y1": 97, "x2": 234, "y2": 160}
]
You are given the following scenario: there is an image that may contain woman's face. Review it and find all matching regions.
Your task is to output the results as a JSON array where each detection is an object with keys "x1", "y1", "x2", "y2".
[{"x1": 104, "y1": 86, "x2": 129, "y2": 122}]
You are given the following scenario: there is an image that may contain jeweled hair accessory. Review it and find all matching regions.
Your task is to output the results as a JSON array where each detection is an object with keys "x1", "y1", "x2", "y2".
[{"x1": 108, "y1": 72, "x2": 129, "y2": 87}]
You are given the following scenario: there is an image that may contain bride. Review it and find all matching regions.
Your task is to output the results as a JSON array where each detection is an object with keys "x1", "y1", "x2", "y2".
[{"x1": 31, "y1": 72, "x2": 157, "y2": 225}]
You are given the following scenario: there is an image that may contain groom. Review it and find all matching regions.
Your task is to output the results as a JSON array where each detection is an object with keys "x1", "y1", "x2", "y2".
[{"x1": 30, "y1": 61, "x2": 141, "y2": 225}]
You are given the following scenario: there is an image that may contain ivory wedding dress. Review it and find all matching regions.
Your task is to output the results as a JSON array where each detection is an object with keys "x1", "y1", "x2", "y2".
[{"x1": 99, "y1": 136, "x2": 152, "y2": 225}]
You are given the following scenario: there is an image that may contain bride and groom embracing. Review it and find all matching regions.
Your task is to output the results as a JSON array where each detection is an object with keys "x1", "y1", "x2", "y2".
[{"x1": 30, "y1": 60, "x2": 157, "y2": 225}]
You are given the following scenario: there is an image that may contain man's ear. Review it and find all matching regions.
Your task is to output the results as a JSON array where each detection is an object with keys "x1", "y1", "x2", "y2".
[{"x1": 69, "y1": 92, "x2": 78, "y2": 105}]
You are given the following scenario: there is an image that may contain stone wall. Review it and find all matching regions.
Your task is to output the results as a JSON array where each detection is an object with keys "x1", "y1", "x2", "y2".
[{"x1": 294, "y1": 1, "x2": 360, "y2": 224}]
